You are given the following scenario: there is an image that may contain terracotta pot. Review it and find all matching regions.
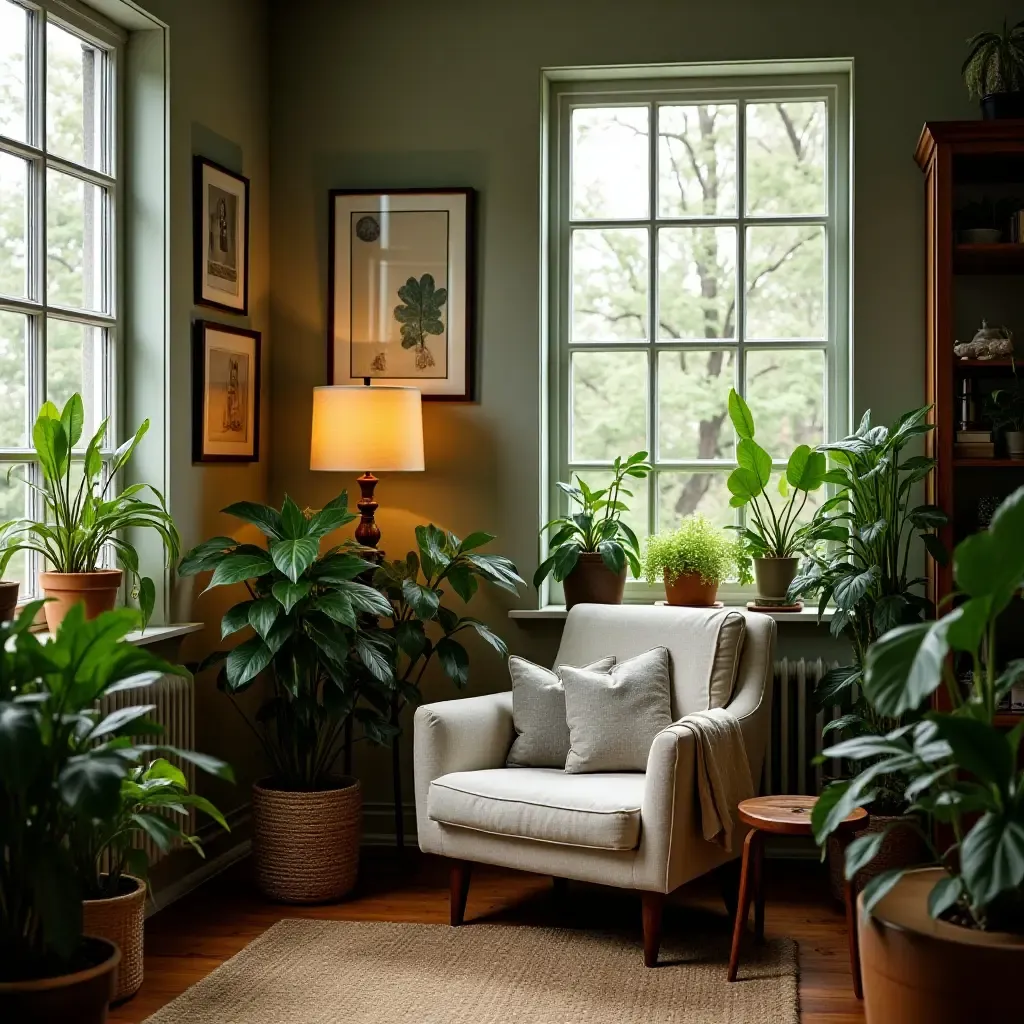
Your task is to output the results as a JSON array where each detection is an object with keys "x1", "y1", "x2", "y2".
[
  {"x1": 0, "y1": 579, "x2": 19, "y2": 622},
  {"x1": 0, "y1": 936, "x2": 120, "y2": 1023},
  {"x1": 82, "y1": 876, "x2": 146, "y2": 1003},
  {"x1": 38, "y1": 569, "x2": 123, "y2": 632},
  {"x1": 859, "y1": 867, "x2": 1024, "y2": 1023},
  {"x1": 828, "y1": 813, "x2": 928, "y2": 903},
  {"x1": 252, "y1": 777, "x2": 362, "y2": 903},
  {"x1": 562, "y1": 553, "x2": 626, "y2": 609},
  {"x1": 663, "y1": 570, "x2": 718, "y2": 607},
  {"x1": 752, "y1": 557, "x2": 799, "y2": 603}
]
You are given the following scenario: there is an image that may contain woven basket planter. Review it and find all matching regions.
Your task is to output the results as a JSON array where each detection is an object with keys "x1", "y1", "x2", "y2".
[
  {"x1": 252, "y1": 777, "x2": 362, "y2": 903},
  {"x1": 82, "y1": 875, "x2": 146, "y2": 1003},
  {"x1": 828, "y1": 813, "x2": 928, "y2": 903}
]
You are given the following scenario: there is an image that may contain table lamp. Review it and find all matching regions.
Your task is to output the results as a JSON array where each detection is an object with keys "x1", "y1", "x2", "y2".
[{"x1": 310, "y1": 383, "x2": 425, "y2": 552}]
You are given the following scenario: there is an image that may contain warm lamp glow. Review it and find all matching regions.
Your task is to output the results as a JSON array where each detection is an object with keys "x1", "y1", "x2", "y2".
[{"x1": 310, "y1": 385, "x2": 425, "y2": 472}]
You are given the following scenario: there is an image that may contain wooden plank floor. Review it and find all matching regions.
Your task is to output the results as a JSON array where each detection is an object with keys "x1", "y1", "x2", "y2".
[{"x1": 111, "y1": 849, "x2": 864, "y2": 1023}]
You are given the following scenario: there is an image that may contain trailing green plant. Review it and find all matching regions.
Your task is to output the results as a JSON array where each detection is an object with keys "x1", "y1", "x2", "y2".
[
  {"x1": 178, "y1": 492, "x2": 397, "y2": 790},
  {"x1": 534, "y1": 451, "x2": 652, "y2": 589},
  {"x1": 0, "y1": 394, "x2": 180, "y2": 627},
  {"x1": 812, "y1": 486, "x2": 1024, "y2": 934},
  {"x1": 725, "y1": 389, "x2": 829, "y2": 559},
  {"x1": 394, "y1": 273, "x2": 447, "y2": 370},
  {"x1": 642, "y1": 514, "x2": 752, "y2": 587},
  {"x1": 0, "y1": 604, "x2": 232, "y2": 981},
  {"x1": 963, "y1": 19, "x2": 1024, "y2": 100}
]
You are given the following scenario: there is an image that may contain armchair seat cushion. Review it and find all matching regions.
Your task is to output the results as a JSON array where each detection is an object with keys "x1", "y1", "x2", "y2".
[{"x1": 427, "y1": 768, "x2": 644, "y2": 851}]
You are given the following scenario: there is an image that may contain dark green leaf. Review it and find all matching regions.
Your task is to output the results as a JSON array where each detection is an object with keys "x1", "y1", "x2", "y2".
[
  {"x1": 728, "y1": 388, "x2": 755, "y2": 440},
  {"x1": 844, "y1": 825, "x2": 896, "y2": 879},
  {"x1": 221, "y1": 500, "x2": 284, "y2": 539},
  {"x1": 204, "y1": 553, "x2": 274, "y2": 592},
  {"x1": 247, "y1": 597, "x2": 280, "y2": 639},
  {"x1": 864, "y1": 619, "x2": 951, "y2": 718},
  {"x1": 271, "y1": 579, "x2": 312, "y2": 613},
  {"x1": 221, "y1": 600, "x2": 254, "y2": 639},
  {"x1": 225, "y1": 635, "x2": 273, "y2": 688},
  {"x1": 927, "y1": 875, "x2": 963, "y2": 919},
  {"x1": 402, "y1": 578, "x2": 441, "y2": 619},
  {"x1": 178, "y1": 536, "x2": 238, "y2": 575},
  {"x1": 436, "y1": 636, "x2": 470, "y2": 687},
  {"x1": 598, "y1": 539, "x2": 625, "y2": 574},
  {"x1": 459, "y1": 531, "x2": 495, "y2": 552},
  {"x1": 269, "y1": 537, "x2": 320, "y2": 583},
  {"x1": 960, "y1": 812, "x2": 1024, "y2": 908},
  {"x1": 928, "y1": 715, "x2": 1012, "y2": 789},
  {"x1": 280, "y1": 495, "x2": 311, "y2": 539},
  {"x1": 737, "y1": 438, "x2": 772, "y2": 487}
]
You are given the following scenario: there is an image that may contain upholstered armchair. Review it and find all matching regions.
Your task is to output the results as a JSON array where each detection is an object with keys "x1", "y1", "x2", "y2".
[{"x1": 413, "y1": 604, "x2": 776, "y2": 966}]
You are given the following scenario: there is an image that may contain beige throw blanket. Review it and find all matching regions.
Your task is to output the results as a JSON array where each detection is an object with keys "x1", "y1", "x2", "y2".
[{"x1": 674, "y1": 707, "x2": 754, "y2": 852}]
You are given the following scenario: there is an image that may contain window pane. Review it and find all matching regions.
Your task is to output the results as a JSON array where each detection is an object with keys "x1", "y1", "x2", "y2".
[
  {"x1": 744, "y1": 348, "x2": 825, "y2": 450},
  {"x1": 571, "y1": 228, "x2": 648, "y2": 342},
  {"x1": 46, "y1": 21, "x2": 104, "y2": 170},
  {"x1": 0, "y1": 464, "x2": 29, "y2": 588},
  {"x1": 571, "y1": 106, "x2": 648, "y2": 220},
  {"x1": 658, "y1": 104, "x2": 736, "y2": 217},
  {"x1": 0, "y1": 151, "x2": 28, "y2": 298},
  {"x1": 745, "y1": 225, "x2": 825, "y2": 339},
  {"x1": 47, "y1": 169, "x2": 105, "y2": 312},
  {"x1": 46, "y1": 318, "x2": 104, "y2": 445},
  {"x1": 657, "y1": 349, "x2": 735, "y2": 461},
  {"x1": 745, "y1": 101, "x2": 826, "y2": 216},
  {"x1": 657, "y1": 471, "x2": 733, "y2": 531},
  {"x1": 0, "y1": 311, "x2": 28, "y2": 447},
  {"x1": 0, "y1": 0, "x2": 28, "y2": 142},
  {"x1": 576, "y1": 468, "x2": 650, "y2": 562},
  {"x1": 658, "y1": 226, "x2": 736, "y2": 341},
  {"x1": 571, "y1": 350, "x2": 648, "y2": 462}
]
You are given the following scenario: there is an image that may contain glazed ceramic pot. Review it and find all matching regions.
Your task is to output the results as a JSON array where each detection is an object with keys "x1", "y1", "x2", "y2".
[
  {"x1": 753, "y1": 557, "x2": 799, "y2": 603},
  {"x1": 38, "y1": 569, "x2": 123, "y2": 632},
  {"x1": 561, "y1": 553, "x2": 626, "y2": 609},
  {"x1": 663, "y1": 570, "x2": 718, "y2": 607}
]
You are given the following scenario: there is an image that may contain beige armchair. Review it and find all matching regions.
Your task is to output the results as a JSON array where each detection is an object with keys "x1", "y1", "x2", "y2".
[{"x1": 413, "y1": 604, "x2": 776, "y2": 965}]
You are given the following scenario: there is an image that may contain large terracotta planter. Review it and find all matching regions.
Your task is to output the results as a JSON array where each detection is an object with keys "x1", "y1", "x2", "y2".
[
  {"x1": 859, "y1": 867, "x2": 1024, "y2": 1023},
  {"x1": 752, "y1": 557, "x2": 799, "y2": 603},
  {"x1": 0, "y1": 579, "x2": 19, "y2": 622},
  {"x1": 252, "y1": 777, "x2": 362, "y2": 903},
  {"x1": 828, "y1": 813, "x2": 927, "y2": 904},
  {"x1": 562, "y1": 553, "x2": 626, "y2": 609},
  {"x1": 0, "y1": 937, "x2": 120, "y2": 1023},
  {"x1": 39, "y1": 569, "x2": 123, "y2": 632},
  {"x1": 82, "y1": 876, "x2": 146, "y2": 1003},
  {"x1": 663, "y1": 570, "x2": 718, "y2": 607}
]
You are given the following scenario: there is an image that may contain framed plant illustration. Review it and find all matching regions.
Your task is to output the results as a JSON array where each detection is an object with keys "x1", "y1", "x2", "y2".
[
  {"x1": 193, "y1": 157, "x2": 250, "y2": 314},
  {"x1": 328, "y1": 188, "x2": 475, "y2": 400},
  {"x1": 192, "y1": 320, "x2": 261, "y2": 463}
]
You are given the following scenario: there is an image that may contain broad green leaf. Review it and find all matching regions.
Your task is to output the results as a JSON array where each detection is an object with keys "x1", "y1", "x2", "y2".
[
  {"x1": 737, "y1": 438, "x2": 772, "y2": 488},
  {"x1": 459, "y1": 531, "x2": 495, "y2": 552},
  {"x1": 269, "y1": 537, "x2": 319, "y2": 583},
  {"x1": 786, "y1": 445, "x2": 827, "y2": 491},
  {"x1": 178, "y1": 536, "x2": 238, "y2": 576},
  {"x1": 863, "y1": 618, "x2": 953, "y2": 718},
  {"x1": 598, "y1": 539, "x2": 625, "y2": 574},
  {"x1": 844, "y1": 825, "x2": 896, "y2": 879},
  {"x1": 927, "y1": 875, "x2": 963, "y2": 919},
  {"x1": 727, "y1": 466, "x2": 763, "y2": 503},
  {"x1": 436, "y1": 636, "x2": 470, "y2": 687},
  {"x1": 60, "y1": 393, "x2": 85, "y2": 448},
  {"x1": 221, "y1": 500, "x2": 284, "y2": 540},
  {"x1": 448, "y1": 563, "x2": 480, "y2": 602},
  {"x1": 205, "y1": 552, "x2": 274, "y2": 592},
  {"x1": 224, "y1": 635, "x2": 273, "y2": 688},
  {"x1": 280, "y1": 495, "x2": 310, "y2": 540},
  {"x1": 247, "y1": 597, "x2": 280, "y2": 639},
  {"x1": 221, "y1": 600, "x2": 254, "y2": 638},
  {"x1": 88, "y1": 704, "x2": 158, "y2": 740},
  {"x1": 728, "y1": 388, "x2": 755, "y2": 440},
  {"x1": 271, "y1": 579, "x2": 312, "y2": 613},
  {"x1": 138, "y1": 576, "x2": 156, "y2": 628},
  {"x1": 928, "y1": 715, "x2": 1012, "y2": 789},
  {"x1": 58, "y1": 754, "x2": 125, "y2": 818},
  {"x1": 959, "y1": 812, "x2": 1024, "y2": 908},
  {"x1": 314, "y1": 592, "x2": 357, "y2": 630},
  {"x1": 402, "y1": 578, "x2": 441, "y2": 619}
]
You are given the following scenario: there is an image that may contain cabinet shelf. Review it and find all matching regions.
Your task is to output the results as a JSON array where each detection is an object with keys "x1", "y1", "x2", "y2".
[
  {"x1": 954, "y1": 458, "x2": 1024, "y2": 468},
  {"x1": 953, "y1": 358, "x2": 1016, "y2": 371},
  {"x1": 995, "y1": 713, "x2": 1024, "y2": 729},
  {"x1": 954, "y1": 243, "x2": 1024, "y2": 274}
]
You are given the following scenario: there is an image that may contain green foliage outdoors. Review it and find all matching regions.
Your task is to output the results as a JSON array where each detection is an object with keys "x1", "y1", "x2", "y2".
[
  {"x1": 0, "y1": 604, "x2": 232, "y2": 981},
  {"x1": 812, "y1": 488, "x2": 1024, "y2": 934},
  {"x1": 641, "y1": 513, "x2": 752, "y2": 587},
  {"x1": 394, "y1": 273, "x2": 447, "y2": 369},
  {"x1": 963, "y1": 19, "x2": 1024, "y2": 99}
]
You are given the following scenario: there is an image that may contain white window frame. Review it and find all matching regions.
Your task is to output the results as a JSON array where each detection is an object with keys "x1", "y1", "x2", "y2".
[
  {"x1": 542, "y1": 65, "x2": 852, "y2": 605},
  {"x1": 0, "y1": 0, "x2": 125, "y2": 599}
]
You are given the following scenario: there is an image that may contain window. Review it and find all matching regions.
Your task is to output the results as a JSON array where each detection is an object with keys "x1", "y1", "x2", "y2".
[
  {"x1": 546, "y1": 70, "x2": 851, "y2": 601},
  {"x1": 0, "y1": 0, "x2": 123, "y2": 597}
]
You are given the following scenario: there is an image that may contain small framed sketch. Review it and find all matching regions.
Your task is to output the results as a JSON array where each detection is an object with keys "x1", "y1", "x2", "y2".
[
  {"x1": 192, "y1": 321, "x2": 261, "y2": 463},
  {"x1": 328, "y1": 187, "x2": 474, "y2": 400},
  {"x1": 193, "y1": 157, "x2": 250, "y2": 314}
]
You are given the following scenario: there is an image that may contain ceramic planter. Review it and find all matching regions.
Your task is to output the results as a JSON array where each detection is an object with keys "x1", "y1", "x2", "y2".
[
  {"x1": 752, "y1": 557, "x2": 799, "y2": 603},
  {"x1": 38, "y1": 569, "x2": 123, "y2": 632},
  {"x1": 859, "y1": 867, "x2": 1024, "y2": 1022},
  {"x1": 0, "y1": 937, "x2": 120, "y2": 1023},
  {"x1": 663, "y1": 570, "x2": 718, "y2": 607},
  {"x1": 561, "y1": 553, "x2": 626, "y2": 609},
  {"x1": 827, "y1": 813, "x2": 928, "y2": 903},
  {"x1": 0, "y1": 579, "x2": 19, "y2": 622},
  {"x1": 981, "y1": 92, "x2": 1024, "y2": 119},
  {"x1": 252, "y1": 777, "x2": 362, "y2": 903},
  {"x1": 1006, "y1": 431, "x2": 1024, "y2": 459},
  {"x1": 82, "y1": 876, "x2": 146, "y2": 1003}
]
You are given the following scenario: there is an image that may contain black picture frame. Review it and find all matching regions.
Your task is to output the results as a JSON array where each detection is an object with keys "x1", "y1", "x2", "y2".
[
  {"x1": 192, "y1": 320, "x2": 261, "y2": 463},
  {"x1": 193, "y1": 156, "x2": 251, "y2": 315}
]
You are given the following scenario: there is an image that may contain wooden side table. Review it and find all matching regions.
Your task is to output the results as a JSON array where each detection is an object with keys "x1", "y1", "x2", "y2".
[{"x1": 727, "y1": 795, "x2": 868, "y2": 998}]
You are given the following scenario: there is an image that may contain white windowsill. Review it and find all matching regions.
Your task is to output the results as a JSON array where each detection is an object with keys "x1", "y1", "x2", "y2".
[
  {"x1": 509, "y1": 605, "x2": 835, "y2": 623},
  {"x1": 34, "y1": 621, "x2": 204, "y2": 646}
]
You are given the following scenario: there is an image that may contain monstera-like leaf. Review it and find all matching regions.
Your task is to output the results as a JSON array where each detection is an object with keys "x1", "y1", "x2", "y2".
[{"x1": 394, "y1": 274, "x2": 447, "y2": 350}]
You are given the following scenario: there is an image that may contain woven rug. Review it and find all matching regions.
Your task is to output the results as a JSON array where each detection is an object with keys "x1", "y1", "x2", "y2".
[{"x1": 143, "y1": 918, "x2": 799, "y2": 1023}]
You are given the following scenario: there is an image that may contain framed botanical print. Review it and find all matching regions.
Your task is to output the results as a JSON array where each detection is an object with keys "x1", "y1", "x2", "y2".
[
  {"x1": 192, "y1": 321, "x2": 261, "y2": 463},
  {"x1": 194, "y1": 157, "x2": 250, "y2": 314},
  {"x1": 328, "y1": 187, "x2": 474, "y2": 400}
]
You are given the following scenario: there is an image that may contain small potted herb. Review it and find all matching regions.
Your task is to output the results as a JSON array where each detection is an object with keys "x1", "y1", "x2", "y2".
[
  {"x1": 534, "y1": 451, "x2": 651, "y2": 608},
  {"x1": 963, "y1": 19, "x2": 1024, "y2": 119},
  {"x1": 987, "y1": 381, "x2": 1024, "y2": 459},
  {"x1": 642, "y1": 514, "x2": 751, "y2": 606}
]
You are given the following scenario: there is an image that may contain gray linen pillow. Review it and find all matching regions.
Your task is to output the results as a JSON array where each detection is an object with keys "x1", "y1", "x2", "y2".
[
  {"x1": 506, "y1": 655, "x2": 616, "y2": 768},
  {"x1": 561, "y1": 647, "x2": 673, "y2": 773}
]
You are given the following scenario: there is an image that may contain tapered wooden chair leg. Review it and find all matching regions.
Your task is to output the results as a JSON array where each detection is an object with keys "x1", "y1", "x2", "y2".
[
  {"x1": 753, "y1": 831, "x2": 765, "y2": 942},
  {"x1": 641, "y1": 891, "x2": 665, "y2": 968},
  {"x1": 728, "y1": 828, "x2": 759, "y2": 981},
  {"x1": 449, "y1": 860, "x2": 472, "y2": 926}
]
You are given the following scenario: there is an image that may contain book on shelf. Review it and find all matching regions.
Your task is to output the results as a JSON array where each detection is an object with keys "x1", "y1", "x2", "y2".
[
  {"x1": 956, "y1": 430, "x2": 993, "y2": 443},
  {"x1": 954, "y1": 442, "x2": 996, "y2": 459}
]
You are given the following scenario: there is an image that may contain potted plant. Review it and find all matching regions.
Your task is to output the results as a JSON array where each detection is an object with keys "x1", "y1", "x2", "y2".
[
  {"x1": 0, "y1": 394, "x2": 180, "y2": 631},
  {"x1": 724, "y1": 389, "x2": 829, "y2": 604},
  {"x1": 963, "y1": 19, "x2": 1024, "y2": 120},
  {"x1": 791, "y1": 405, "x2": 945, "y2": 899},
  {"x1": 987, "y1": 381, "x2": 1024, "y2": 459},
  {"x1": 73, "y1": 759, "x2": 229, "y2": 1002},
  {"x1": 179, "y1": 492, "x2": 397, "y2": 903},
  {"x1": 812, "y1": 487, "x2": 1024, "y2": 1022},
  {"x1": 534, "y1": 451, "x2": 651, "y2": 608},
  {"x1": 0, "y1": 604, "x2": 232, "y2": 1022},
  {"x1": 641, "y1": 514, "x2": 751, "y2": 606}
]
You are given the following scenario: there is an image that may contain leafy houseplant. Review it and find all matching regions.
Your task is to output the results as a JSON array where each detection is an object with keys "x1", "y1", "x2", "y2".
[
  {"x1": 724, "y1": 389, "x2": 828, "y2": 603},
  {"x1": 394, "y1": 273, "x2": 447, "y2": 370},
  {"x1": 987, "y1": 380, "x2": 1024, "y2": 459},
  {"x1": 963, "y1": 19, "x2": 1024, "y2": 119},
  {"x1": 0, "y1": 394, "x2": 180, "y2": 631},
  {"x1": 642, "y1": 514, "x2": 751, "y2": 607},
  {"x1": 534, "y1": 451, "x2": 652, "y2": 609},
  {"x1": 179, "y1": 492, "x2": 397, "y2": 902}
]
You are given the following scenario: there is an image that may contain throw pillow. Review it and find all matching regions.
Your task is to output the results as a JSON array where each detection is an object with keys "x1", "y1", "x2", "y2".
[
  {"x1": 506, "y1": 655, "x2": 616, "y2": 768},
  {"x1": 562, "y1": 647, "x2": 673, "y2": 773}
]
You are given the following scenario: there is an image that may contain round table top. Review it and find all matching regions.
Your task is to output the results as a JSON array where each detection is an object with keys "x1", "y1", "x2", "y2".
[{"x1": 738, "y1": 795, "x2": 868, "y2": 836}]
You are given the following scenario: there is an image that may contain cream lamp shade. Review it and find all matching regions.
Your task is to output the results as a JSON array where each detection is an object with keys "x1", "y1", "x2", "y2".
[{"x1": 310, "y1": 385, "x2": 425, "y2": 472}]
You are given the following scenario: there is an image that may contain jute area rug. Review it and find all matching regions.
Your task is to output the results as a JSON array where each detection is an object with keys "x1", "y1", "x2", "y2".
[{"x1": 143, "y1": 918, "x2": 798, "y2": 1024}]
